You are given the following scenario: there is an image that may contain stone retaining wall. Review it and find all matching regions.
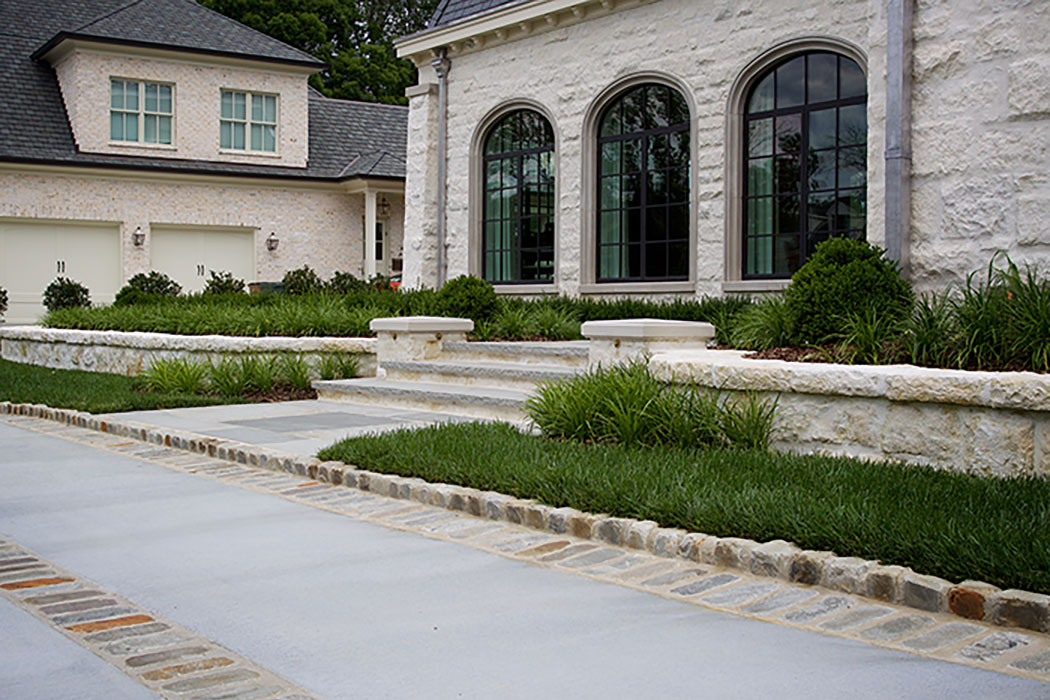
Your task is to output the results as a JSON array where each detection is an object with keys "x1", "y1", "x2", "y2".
[
  {"x1": 0, "y1": 326, "x2": 377, "y2": 377},
  {"x1": 651, "y1": 349, "x2": 1050, "y2": 478}
]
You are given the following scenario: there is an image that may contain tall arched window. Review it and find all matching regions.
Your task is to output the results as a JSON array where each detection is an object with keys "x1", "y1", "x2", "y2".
[
  {"x1": 482, "y1": 109, "x2": 555, "y2": 283},
  {"x1": 597, "y1": 83, "x2": 690, "y2": 282},
  {"x1": 743, "y1": 52, "x2": 867, "y2": 278}
]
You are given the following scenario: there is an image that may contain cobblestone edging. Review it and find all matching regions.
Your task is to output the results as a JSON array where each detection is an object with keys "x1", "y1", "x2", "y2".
[
  {"x1": 0, "y1": 537, "x2": 320, "y2": 699},
  {"x1": 651, "y1": 349, "x2": 1050, "y2": 477},
  {"x1": 3, "y1": 400, "x2": 1048, "y2": 639},
  {"x1": 0, "y1": 326, "x2": 377, "y2": 377}
]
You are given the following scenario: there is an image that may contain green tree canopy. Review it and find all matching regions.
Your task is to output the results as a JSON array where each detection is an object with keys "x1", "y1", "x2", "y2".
[{"x1": 200, "y1": 0, "x2": 439, "y2": 105}]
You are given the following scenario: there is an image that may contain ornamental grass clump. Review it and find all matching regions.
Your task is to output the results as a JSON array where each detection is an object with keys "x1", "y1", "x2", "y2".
[
  {"x1": 729, "y1": 295, "x2": 794, "y2": 350},
  {"x1": 139, "y1": 357, "x2": 209, "y2": 394},
  {"x1": 315, "y1": 352, "x2": 360, "y2": 380},
  {"x1": 526, "y1": 360, "x2": 777, "y2": 450}
]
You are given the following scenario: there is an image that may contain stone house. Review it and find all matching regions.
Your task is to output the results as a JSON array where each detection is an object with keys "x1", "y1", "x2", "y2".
[
  {"x1": 395, "y1": 0, "x2": 1050, "y2": 298},
  {"x1": 0, "y1": 0, "x2": 408, "y2": 324}
]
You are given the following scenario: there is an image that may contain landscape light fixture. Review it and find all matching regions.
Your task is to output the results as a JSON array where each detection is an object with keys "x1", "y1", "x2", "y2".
[
  {"x1": 266, "y1": 231, "x2": 279, "y2": 252},
  {"x1": 132, "y1": 226, "x2": 145, "y2": 247}
]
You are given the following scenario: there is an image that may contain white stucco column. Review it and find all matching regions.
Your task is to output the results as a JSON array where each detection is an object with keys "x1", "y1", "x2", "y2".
[{"x1": 364, "y1": 188, "x2": 377, "y2": 279}]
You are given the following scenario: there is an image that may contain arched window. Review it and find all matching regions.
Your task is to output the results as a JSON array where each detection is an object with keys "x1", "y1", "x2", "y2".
[
  {"x1": 743, "y1": 52, "x2": 867, "y2": 278},
  {"x1": 597, "y1": 83, "x2": 690, "y2": 282},
  {"x1": 481, "y1": 109, "x2": 555, "y2": 283}
]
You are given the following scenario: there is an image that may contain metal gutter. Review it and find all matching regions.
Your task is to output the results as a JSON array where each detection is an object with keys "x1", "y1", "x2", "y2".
[{"x1": 885, "y1": 0, "x2": 913, "y2": 274}]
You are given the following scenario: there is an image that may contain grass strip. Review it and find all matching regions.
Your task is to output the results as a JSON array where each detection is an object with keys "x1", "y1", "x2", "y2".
[
  {"x1": 319, "y1": 421, "x2": 1050, "y2": 594},
  {"x1": 0, "y1": 359, "x2": 245, "y2": 413}
]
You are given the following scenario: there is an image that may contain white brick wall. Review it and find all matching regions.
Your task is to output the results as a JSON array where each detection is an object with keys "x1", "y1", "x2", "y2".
[
  {"x1": 52, "y1": 49, "x2": 309, "y2": 168},
  {"x1": 0, "y1": 169, "x2": 403, "y2": 284}
]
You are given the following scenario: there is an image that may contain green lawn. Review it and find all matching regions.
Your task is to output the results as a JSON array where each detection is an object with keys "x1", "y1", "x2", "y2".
[
  {"x1": 0, "y1": 358, "x2": 246, "y2": 413},
  {"x1": 320, "y1": 421, "x2": 1050, "y2": 594}
]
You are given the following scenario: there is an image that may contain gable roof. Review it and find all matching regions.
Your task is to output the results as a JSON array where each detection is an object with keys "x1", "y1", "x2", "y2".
[
  {"x1": 32, "y1": 0, "x2": 324, "y2": 68},
  {"x1": 0, "y1": 0, "x2": 405, "y2": 181},
  {"x1": 428, "y1": 0, "x2": 524, "y2": 28}
]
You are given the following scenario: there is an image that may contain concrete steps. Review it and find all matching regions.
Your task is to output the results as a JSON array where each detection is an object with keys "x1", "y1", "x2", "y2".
[
  {"x1": 313, "y1": 377, "x2": 531, "y2": 422},
  {"x1": 312, "y1": 340, "x2": 590, "y2": 421},
  {"x1": 441, "y1": 341, "x2": 589, "y2": 369},
  {"x1": 381, "y1": 359, "x2": 582, "y2": 392}
]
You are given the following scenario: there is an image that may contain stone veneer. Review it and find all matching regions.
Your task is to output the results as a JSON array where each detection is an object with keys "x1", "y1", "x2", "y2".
[
  {"x1": 650, "y1": 349, "x2": 1050, "y2": 477},
  {"x1": 402, "y1": 0, "x2": 1050, "y2": 295},
  {"x1": 0, "y1": 326, "x2": 376, "y2": 377}
]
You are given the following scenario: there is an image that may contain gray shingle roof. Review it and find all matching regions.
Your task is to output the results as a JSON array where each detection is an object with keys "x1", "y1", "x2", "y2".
[
  {"x1": 428, "y1": 0, "x2": 524, "y2": 28},
  {"x1": 0, "y1": 0, "x2": 405, "y2": 181},
  {"x1": 35, "y1": 0, "x2": 324, "y2": 68}
]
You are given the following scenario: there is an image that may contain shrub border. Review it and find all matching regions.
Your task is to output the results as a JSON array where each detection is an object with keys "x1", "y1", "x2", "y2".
[{"x1": 3, "y1": 399, "x2": 1048, "y2": 636}]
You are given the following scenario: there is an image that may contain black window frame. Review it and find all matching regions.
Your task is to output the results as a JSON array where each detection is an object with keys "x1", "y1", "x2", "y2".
[
  {"x1": 481, "y1": 109, "x2": 556, "y2": 285},
  {"x1": 742, "y1": 52, "x2": 868, "y2": 280},
  {"x1": 596, "y1": 83, "x2": 691, "y2": 283}
]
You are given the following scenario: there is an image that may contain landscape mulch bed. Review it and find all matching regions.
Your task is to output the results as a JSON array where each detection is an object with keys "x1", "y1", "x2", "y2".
[{"x1": 243, "y1": 386, "x2": 318, "y2": 403}]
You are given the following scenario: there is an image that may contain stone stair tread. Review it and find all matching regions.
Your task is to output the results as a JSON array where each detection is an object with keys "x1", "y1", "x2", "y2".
[
  {"x1": 383, "y1": 359, "x2": 583, "y2": 379},
  {"x1": 313, "y1": 378, "x2": 530, "y2": 406},
  {"x1": 442, "y1": 341, "x2": 588, "y2": 358}
]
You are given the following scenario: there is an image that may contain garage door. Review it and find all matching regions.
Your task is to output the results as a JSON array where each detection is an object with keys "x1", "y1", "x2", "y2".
[
  {"x1": 150, "y1": 227, "x2": 256, "y2": 294},
  {"x1": 0, "y1": 220, "x2": 121, "y2": 325}
]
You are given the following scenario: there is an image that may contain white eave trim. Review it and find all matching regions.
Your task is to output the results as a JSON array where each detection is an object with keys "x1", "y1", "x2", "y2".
[{"x1": 395, "y1": 0, "x2": 654, "y2": 60}]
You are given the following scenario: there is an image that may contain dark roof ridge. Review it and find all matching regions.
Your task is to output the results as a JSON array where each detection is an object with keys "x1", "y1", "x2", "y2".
[
  {"x1": 428, "y1": 0, "x2": 454, "y2": 28},
  {"x1": 310, "y1": 94, "x2": 409, "y2": 111},
  {"x1": 71, "y1": 0, "x2": 146, "y2": 33},
  {"x1": 170, "y1": 0, "x2": 320, "y2": 65}
]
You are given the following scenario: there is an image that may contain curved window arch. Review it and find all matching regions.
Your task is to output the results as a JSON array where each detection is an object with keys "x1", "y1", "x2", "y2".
[
  {"x1": 597, "y1": 83, "x2": 690, "y2": 282},
  {"x1": 481, "y1": 109, "x2": 555, "y2": 283},
  {"x1": 743, "y1": 51, "x2": 867, "y2": 278}
]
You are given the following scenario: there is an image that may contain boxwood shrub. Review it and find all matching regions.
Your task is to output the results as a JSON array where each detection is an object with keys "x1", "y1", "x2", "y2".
[{"x1": 785, "y1": 237, "x2": 913, "y2": 344}]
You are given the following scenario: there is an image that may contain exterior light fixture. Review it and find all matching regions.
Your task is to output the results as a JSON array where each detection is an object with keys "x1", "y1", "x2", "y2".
[
  {"x1": 377, "y1": 196, "x2": 391, "y2": 218},
  {"x1": 266, "y1": 231, "x2": 279, "y2": 252},
  {"x1": 132, "y1": 226, "x2": 145, "y2": 247}
]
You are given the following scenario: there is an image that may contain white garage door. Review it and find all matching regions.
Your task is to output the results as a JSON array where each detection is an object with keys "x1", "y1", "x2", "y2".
[
  {"x1": 150, "y1": 227, "x2": 256, "y2": 294},
  {"x1": 0, "y1": 220, "x2": 121, "y2": 325}
]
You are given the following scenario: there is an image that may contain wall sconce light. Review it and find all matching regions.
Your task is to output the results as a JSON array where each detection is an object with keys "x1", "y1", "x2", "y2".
[
  {"x1": 377, "y1": 196, "x2": 391, "y2": 219},
  {"x1": 132, "y1": 226, "x2": 145, "y2": 247},
  {"x1": 266, "y1": 232, "x2": 279, "y2": 252}
]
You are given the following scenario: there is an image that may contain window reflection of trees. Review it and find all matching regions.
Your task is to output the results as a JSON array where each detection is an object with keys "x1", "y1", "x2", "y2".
[
  {"x1": 597, "y1": 83, "x2": 691, "y2": 282},
  {"x1": 743, "y1": 53, "x2": 867, "y2": 278},
  {"x1": 482, "y1": 110, "x2": 556, "y2": 283}
]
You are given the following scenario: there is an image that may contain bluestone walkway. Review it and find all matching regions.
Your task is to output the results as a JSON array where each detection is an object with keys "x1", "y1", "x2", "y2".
[{"x1": 1, "y1": 409, "x2": 1048, "y2": 699}]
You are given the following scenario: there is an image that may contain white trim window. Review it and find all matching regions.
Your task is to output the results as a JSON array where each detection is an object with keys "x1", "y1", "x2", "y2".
[
  {"x1": 110, "y1": 79, "x2": 173, "y2": 144},
  {"x1": 220, "y1": 90, "x2": 277, "y2": 152}
]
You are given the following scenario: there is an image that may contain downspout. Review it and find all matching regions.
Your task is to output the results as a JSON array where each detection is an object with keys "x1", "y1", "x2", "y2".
[
  {"x1": 431, "y1": 48, "x2": 451, "y2": 288},
  {"x1": 885, "y1": 0, "x2": 913, "y2": 275}
]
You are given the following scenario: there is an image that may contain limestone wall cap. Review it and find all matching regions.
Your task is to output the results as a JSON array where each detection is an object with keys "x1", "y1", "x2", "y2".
[
  {"x1": 581, "y1": 318, "x2": 716, "y2": 341},
  {"x1": 370, "y1": 316, "x2": 474, "y2": 333},
  {"x1": 0, "y1": 325, "x2": 375, "y2": 352}
]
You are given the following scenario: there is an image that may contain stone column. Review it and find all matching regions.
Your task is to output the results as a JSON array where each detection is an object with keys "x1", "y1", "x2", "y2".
[
  {"x1": 581, "y1": 318, "x2": 716, "y2": 368},
  {"x1": 402, "y1": 79, "x2": 440, "y2": 290},
  {"x1": 370, "y1": 316, "x2": 473, "y2": 370}
]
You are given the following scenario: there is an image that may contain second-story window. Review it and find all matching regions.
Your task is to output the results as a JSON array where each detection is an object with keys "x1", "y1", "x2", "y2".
[
  {"x1": 220, "y1": 90, "x2": 277, "y2": 152},
  {"x1": 110, "y1": 79, "x2": 172, "y2": 144}
]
